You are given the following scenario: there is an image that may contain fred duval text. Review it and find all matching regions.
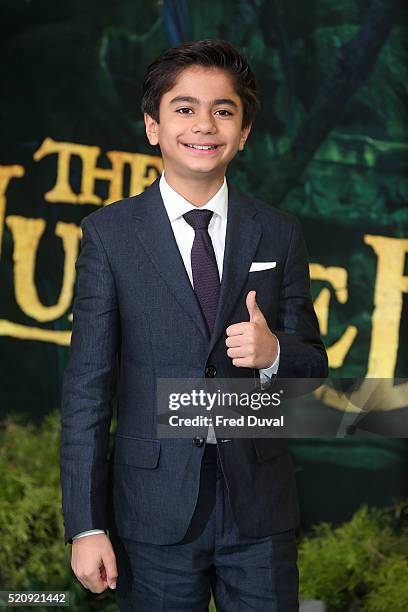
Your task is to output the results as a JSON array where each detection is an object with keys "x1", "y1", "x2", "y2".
[{"x1": 167, "y1": 415, "x2": 284, "y2": 428}]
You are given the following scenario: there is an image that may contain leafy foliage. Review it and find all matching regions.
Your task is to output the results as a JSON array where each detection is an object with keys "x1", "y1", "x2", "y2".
[
  {"x1": 0, "y1": 412, "x2": 116, "y2": 610},
  {"x1": 0, "y1": 414, "x2": 407, "y2": 610},
  {"x1": 299, "y1": 503, "x2": 408, "y2": 611}
]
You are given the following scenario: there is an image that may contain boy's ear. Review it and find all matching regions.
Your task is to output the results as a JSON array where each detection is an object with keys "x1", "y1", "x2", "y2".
[
  {"x1": 144, "y1": 112, "x2": 159, "y2": 146},
  {"x1": 239, "y1": 123, "x2": 252, "y2": 151}
]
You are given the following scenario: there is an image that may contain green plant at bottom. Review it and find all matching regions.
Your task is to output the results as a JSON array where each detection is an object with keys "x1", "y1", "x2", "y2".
[
  {"x1": 299, "y1": 503, "x2": 408, "y2": 611},
  {"x1": 1, "y1": 413, "x2": 407, "y2": 611},
  {"x1": 0, "y1": 411, "x2": 115, "y2": 611}
]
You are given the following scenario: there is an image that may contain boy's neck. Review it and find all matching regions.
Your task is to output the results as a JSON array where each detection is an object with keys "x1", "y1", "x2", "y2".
[{"x1": 163, "y1": 170, "x2": 225, "y2": 207}]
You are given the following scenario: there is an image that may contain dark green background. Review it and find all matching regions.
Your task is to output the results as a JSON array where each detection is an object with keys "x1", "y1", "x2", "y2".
[{"x1": 0, "y1": 0, "x2": 407, "y2": 527}]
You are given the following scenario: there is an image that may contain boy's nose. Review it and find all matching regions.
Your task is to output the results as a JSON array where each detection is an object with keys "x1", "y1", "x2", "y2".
[{"x1": 191, "y1": 112, "x2": 217, "y2": 133}]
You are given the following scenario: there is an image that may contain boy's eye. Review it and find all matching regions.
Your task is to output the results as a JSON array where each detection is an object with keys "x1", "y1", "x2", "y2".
[{"x1": 175, "y1": 108, "x2": 233, "y2": 116}]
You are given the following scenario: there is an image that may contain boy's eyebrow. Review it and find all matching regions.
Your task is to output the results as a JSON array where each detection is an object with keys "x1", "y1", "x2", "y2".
[{"x1": 169, "y1": 95, "x2": 239, "y2": 109}]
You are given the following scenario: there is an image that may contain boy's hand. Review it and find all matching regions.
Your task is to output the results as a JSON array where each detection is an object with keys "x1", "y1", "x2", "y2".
[
  {"x1": 71, "y1": 533, "x2": 118, "y2": 593},
  {"x1": 225, "y1": 290, "x2": 278, "y2": 369}
]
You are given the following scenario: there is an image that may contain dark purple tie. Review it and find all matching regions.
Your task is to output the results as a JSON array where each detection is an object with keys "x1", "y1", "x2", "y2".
[{"x1": 183, "y1": 209, "x2": 220, "y2": 335}]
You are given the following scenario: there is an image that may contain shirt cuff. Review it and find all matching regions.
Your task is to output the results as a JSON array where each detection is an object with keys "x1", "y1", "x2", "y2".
[
  {"x1": 72, "y1": 529, "x2": 105, "y2": 540},
  {"x1": 259, "y1": 335, "x2": 280, "y2": 387}
]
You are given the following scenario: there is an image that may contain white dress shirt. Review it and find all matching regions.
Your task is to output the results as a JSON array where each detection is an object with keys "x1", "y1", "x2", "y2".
[{"x1": 73, "y1": 172, "x2": 280, "y2": 540}]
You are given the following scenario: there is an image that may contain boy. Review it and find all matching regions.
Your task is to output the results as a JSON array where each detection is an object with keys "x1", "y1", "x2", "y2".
[{"x1": 61, "y1": 39, "x2": 327, "y2": 611}]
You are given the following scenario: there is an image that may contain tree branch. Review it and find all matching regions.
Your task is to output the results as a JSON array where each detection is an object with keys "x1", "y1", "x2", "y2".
[{"x1": 270, "y1": 0, "x2": 399, "y2": 206}]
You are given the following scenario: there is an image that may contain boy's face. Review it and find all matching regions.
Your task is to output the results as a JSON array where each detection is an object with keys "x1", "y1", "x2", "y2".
[{"x1": 144, "y1": 66, "x2": 251, "y2": 182}]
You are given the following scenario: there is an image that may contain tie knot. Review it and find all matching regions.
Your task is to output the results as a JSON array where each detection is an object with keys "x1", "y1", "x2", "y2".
[{"x1": 183, "y1": 209, "x2": 214, "y2": 230}]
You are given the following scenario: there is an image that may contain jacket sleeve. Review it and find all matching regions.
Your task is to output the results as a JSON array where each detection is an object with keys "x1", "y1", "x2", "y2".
[
  {"x1": 60, "y1": 215, "x2": 119, "y2": 544},
  {"x1": 274, "y1": 217, "x2": 328, "y2": 378}
]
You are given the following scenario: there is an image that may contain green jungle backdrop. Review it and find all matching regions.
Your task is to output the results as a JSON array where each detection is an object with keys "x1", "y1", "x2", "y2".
[{"x1": 0, "y1": 0, "x2": 407, "y2": 536}]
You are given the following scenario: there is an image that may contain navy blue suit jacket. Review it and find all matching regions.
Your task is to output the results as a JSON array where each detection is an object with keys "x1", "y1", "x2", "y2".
[{"x1": 60, "y1": 178, "x2": 328, "y2": 545}]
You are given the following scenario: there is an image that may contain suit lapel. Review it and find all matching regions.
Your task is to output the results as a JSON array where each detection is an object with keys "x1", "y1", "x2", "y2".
[
  {"x1": 207, "y1": 182, "x2": 262, "y2": 357},
  {"x1": 133, "y1": 180, "x2": 209, "y2": 341},
  {"x1": 132, "y1": 179, "x2": 262, "y2": 353}
]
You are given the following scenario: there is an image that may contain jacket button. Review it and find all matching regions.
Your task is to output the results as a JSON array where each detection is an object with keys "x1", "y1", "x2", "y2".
[
  {"x1": 205, "y1": 365, "x2": 217, "y2": 378},
  {"x1": 193, "y1": 436, "x2": 205, "y2": 447}
]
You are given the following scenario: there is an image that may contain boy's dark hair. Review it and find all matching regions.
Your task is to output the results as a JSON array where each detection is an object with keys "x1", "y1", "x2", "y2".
[{"x1": 141, "y1": 39, "x2": 260, "y2": 129}]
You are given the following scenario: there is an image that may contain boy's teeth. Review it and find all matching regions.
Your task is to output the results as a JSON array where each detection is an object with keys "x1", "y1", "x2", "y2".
[{"x1": 186, "y1": 144, "x2": 217, "y2": 149}]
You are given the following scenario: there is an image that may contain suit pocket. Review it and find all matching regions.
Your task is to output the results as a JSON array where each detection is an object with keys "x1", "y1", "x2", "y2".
[
  {"x1": 253, "y1": 438, "x2": 288, "y2": 463},
  {"x1": 249, "y1": 261, "x2": 277, "y2": 272},
  {"x1": 114, "y1": 434, "x2": 160, "y2": 469}
]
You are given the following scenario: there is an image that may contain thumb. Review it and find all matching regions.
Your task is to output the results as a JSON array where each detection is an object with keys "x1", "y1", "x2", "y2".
[
  {"x1": 246, "y1": 290, "x2": 264, "y2": 323},
  {"x1": 103, "y1": 551, "x2": 118, "y2": 589}
]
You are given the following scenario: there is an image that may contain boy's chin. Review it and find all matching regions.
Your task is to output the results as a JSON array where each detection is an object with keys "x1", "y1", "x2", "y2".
[
  {"x1": 184, "y1": 165, "x2": 226, "y2": 178},
  {"x1": 182, "y1": 159, "x2": 228, "y2": 174},
  {"x1": 163, "y1": 158, "x2": 228, "y2": 179}
]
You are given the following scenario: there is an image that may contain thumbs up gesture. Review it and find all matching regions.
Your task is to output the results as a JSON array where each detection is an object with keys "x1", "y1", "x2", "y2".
[{"x1": 225, "y1": 290, "x2": 278, "y2": 369}]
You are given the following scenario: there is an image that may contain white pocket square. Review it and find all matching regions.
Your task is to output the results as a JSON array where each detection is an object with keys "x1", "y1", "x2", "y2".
[{"x1": 249, "y1": 261, "x2": 276, "y2": 272}]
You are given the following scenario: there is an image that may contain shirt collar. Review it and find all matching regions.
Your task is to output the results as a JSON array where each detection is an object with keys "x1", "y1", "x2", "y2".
[{"x1": 159, "y1": 171, "x2": 228, "y2": 222}]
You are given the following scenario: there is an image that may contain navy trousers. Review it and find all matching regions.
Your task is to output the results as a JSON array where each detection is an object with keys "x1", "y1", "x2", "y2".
[{"x1": 110, "y1": 444, "x2": 299, "y2": 611}]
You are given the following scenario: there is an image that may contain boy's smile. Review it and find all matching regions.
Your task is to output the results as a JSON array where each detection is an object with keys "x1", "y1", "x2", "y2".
[{"x1": 145, "y1": 66, "x2": 251, "y2": 191}]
